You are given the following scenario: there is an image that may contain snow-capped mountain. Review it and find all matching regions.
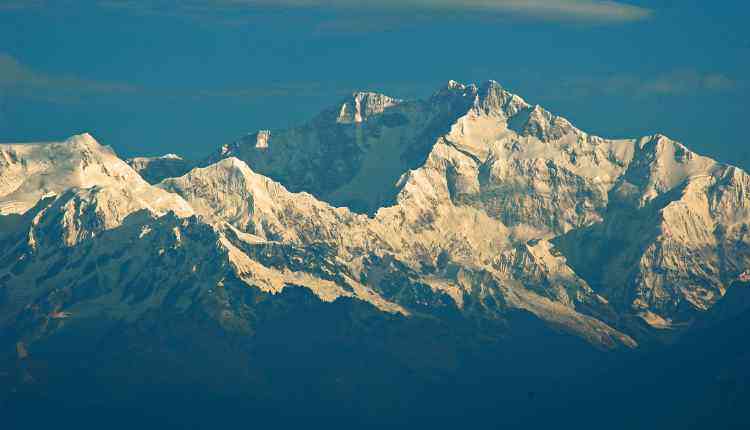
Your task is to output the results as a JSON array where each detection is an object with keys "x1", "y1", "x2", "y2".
[
  {"x1": 1, "y1": 80, "x2": 749, "y2": 381},
  {"x1": 0, "y1": 134, "x2": 192, "y2": 217},
  {"x1": 211, "y1": 80, "x2": 750, "y2": 333}
]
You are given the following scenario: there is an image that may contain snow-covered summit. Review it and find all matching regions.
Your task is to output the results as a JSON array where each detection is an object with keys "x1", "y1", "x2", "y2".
[
  {"x1": 158, "y1": 157, "x2": 368, "y2": 247},
  {"x1": 0, "y1": 133, "x2": 171, "y2": 214},
  {"x1": 0, "y1": 133, "x2": 193, "y2": 252}
]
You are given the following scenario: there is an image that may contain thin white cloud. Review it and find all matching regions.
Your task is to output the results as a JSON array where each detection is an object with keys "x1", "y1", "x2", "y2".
[
  {"x1": 2, "y1": 1, "x2": 653, "y2": 26},
  {"x1": 95, "y1": 0, "x2": 651, "y2": 23},
  {"x1": 279, "y1": 0, "x2": 652, "y2": 22},
  {"x1": 468, "y1": 0, "x2": 652, "y2": 21},
  {"x1": 554, "y1": 70, "x2": 743, "y2": 100},
  {"x1": 639, "y1": 70, "x2": 739, "y2": 95}
]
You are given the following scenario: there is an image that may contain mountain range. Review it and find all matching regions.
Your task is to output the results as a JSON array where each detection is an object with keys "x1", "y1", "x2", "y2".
[{"x1": 1, "y1": 80, "x2": 749, "y2": 428}]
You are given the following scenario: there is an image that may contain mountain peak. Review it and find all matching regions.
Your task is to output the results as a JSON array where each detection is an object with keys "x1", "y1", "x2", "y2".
[
  {"x1": 167, "y1": 157, "x2": 259, "y2": 188},
  {"x1": 636, "y1": 133, "x2": 701, "y2": 163},
  {"x1": 213, "y1": 156, "x2": 253, "y2": 172},
  {"x1": 433, "y1": 80, "x2": 531, "y2": 119},
  {"x1": 0, "y1": 133, "x2": 198, "y2": 220},
  {"x1": 437, "y1": 79, "x2": 478, "y2": 96},
  {"x1": 63, "y1": 132, "x2": 103, "y2": 149},
  {"x1": 335, "y1": 91, "x2": 402, "y2": 124},
  {"x1": 66, "y1": 132, "x2": 97, "y2": 143},
  {"x1": 447, "y1": 79, "x2": 468, "y2": 90},
  {"x1": 475, "y1": 80, "x2": 530, "y2": 117},
  {"x1": 478, "y1": 79, "x2": 505, "y2": 92}
]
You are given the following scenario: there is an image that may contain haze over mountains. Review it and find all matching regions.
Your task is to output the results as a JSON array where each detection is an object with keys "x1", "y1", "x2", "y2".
[{"x1": 1, "y1": 80, "x2": 749, "y2": 428}]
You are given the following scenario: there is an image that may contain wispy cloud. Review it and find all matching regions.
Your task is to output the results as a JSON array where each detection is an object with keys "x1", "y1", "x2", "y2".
[
  {"x1": 554, "y1": 70, "x2": 743, "y2": 100},
  {"x1": 5, "y1": 0, "x2": 648, "y2": 24},
  {"x1": 0, "y1": 53, "x2": 371, "y2": 104},
  {"x1": 0, "y1": 53, "x2": 139, "y2": 103},
  {"x1": 638, "y1": 70, "x2": 740, "y2": 95},
  {"x1": 2, "y1": 51, "x2": 740, "y2": 106},
  {"x1": 292, "y1": 0, "x2": 654, "y2": 22}
]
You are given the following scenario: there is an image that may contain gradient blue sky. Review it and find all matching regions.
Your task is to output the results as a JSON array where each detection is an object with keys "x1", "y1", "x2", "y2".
[{"x1": 1, "y1": 0, "x2": 748, "y2": 168}]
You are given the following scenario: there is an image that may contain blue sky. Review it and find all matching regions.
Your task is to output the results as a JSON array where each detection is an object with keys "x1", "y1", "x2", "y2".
[{"x1": 0, "y1": 0, "x2": 748, "y2": 168}]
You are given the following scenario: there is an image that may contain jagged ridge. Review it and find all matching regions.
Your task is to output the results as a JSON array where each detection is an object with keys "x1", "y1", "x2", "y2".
[{"x1": 2, "y1": 79, "x2": 750, "y2": 359}]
